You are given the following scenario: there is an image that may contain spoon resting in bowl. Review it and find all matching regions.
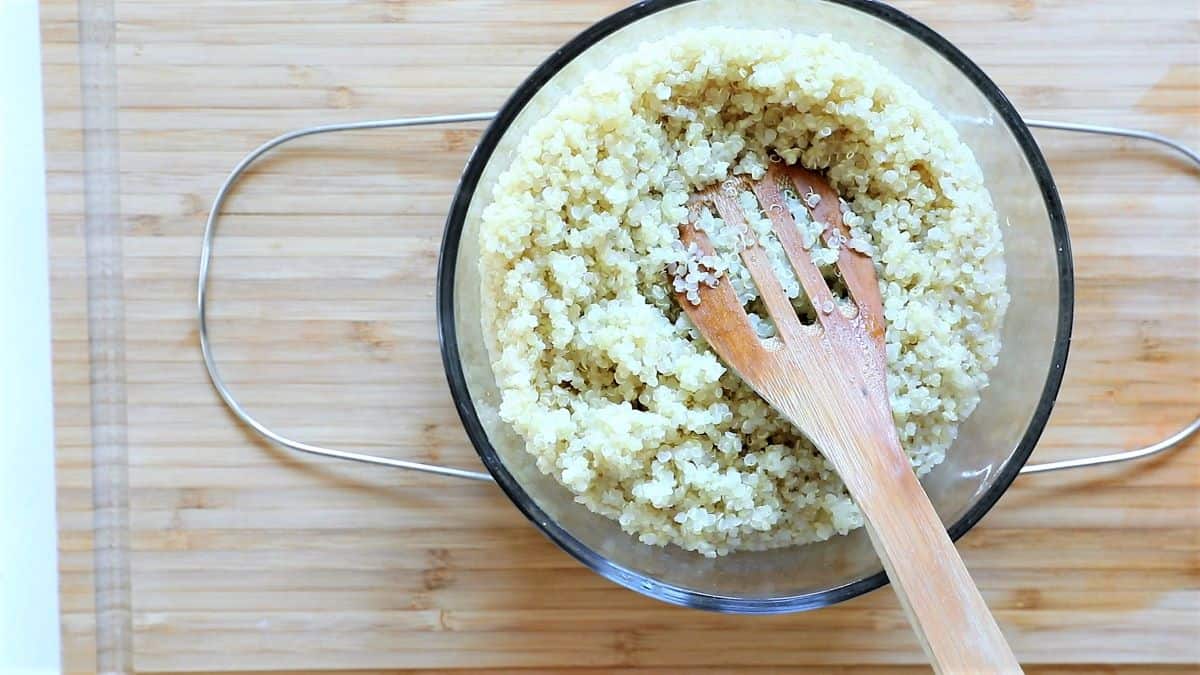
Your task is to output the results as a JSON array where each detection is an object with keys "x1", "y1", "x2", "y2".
[{"x1": 673, "y1": 164, "x2": 1021, "y2": 674}]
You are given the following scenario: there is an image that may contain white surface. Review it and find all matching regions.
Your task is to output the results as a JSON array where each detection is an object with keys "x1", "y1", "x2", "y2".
[{"x1": 0, "y1": 2, "x2": 63, "y2": 673}]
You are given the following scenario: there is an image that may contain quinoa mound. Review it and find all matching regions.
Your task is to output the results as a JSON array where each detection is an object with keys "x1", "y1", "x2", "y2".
[{"x1": 478, "y1": 29, "x2": 1009, "y2": 557}]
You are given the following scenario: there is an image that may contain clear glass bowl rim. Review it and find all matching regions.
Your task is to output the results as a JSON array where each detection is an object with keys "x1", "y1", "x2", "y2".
[{"x1": 435, "y1": 0, "x2": 1075, "y2": 613}]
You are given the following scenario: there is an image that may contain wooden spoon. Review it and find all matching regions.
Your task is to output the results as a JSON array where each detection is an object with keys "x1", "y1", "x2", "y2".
[{"x1": 676, "y1": 164, "x2": 1021, "y2": 674}]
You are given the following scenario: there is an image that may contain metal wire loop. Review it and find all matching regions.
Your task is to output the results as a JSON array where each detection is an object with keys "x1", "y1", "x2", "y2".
[
  {"x1": 199, "y1": 114, "x2": 1197, "y2": 481},
  {"x1": 198, "y1": 113, "x2": 498, "y2": 481},
  {"x1": 1019, "y1": 119, "x2": 1200, "y2": 473}
]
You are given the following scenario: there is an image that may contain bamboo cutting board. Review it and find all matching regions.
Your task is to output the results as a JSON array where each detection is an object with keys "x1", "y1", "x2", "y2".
[{"x1": 44, "y1": 0, "x2": 1199, "y2": 672}]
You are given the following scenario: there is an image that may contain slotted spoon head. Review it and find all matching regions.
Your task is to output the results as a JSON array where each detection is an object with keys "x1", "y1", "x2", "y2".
[
  {"x1": 675, "y1": 164, "x2": 1021, "y2": 674},
  {"x1": 675, "y1": 163, "x2": 892, "y2": 455}
]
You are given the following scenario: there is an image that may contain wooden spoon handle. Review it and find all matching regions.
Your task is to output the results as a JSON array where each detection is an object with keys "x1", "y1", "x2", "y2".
[{"x1": 848, "y1": 447, "x2": 1022, "y2": 674}]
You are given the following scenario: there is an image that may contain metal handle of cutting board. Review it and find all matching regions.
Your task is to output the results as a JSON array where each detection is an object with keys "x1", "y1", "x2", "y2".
[{"x1": 197, "y1": 114, "x2": 1200, "y2": 482}]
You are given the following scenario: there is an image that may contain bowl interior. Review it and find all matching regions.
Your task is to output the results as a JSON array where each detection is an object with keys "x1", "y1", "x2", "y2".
[{"x1": 441, "y1": 0, "x2": 1070, "y2": 612}]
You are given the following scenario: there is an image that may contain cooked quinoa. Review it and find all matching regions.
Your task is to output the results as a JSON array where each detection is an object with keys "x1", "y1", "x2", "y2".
[{"x1": 478, "y1": 29, "x2": 1009, "y2": 557}]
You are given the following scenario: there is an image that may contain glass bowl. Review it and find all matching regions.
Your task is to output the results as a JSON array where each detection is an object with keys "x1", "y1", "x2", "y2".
[{"x1": 438, "y1": 0, "x2": 1072, "y2": 613}]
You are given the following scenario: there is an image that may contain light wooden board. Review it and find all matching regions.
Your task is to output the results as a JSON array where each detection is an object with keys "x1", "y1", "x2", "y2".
[{"x1": 44, "y1": 0, "x2": 1199, "y2": 672}]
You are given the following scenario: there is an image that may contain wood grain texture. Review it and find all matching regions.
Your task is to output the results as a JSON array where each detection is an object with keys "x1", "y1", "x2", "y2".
[
  {"x1": 77, "y1": 0, "x2": 135, "y2": 670},
  {"x1": 43, "y1": 0, "x2": 1199, "y2": 672}
]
